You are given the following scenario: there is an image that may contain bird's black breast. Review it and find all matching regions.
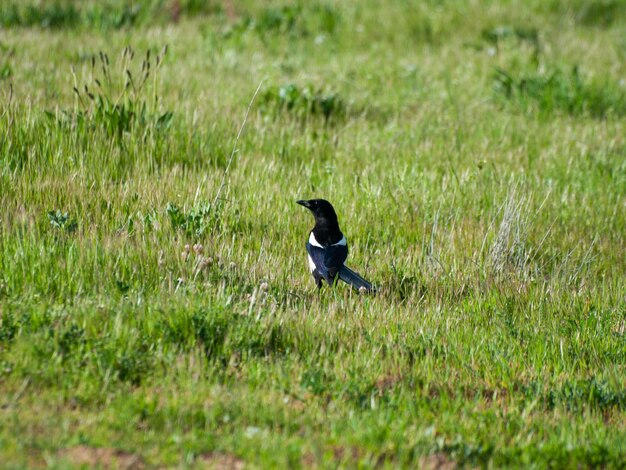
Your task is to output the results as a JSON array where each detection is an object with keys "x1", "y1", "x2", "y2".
[{"x1": 310, "y1": 226, "x2": 343, "y2": 247}]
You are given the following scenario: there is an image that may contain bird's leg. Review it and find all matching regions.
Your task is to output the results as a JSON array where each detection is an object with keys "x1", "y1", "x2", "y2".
[{"x1": 314, "y1": 273, "x2": 323, "y2": 290}]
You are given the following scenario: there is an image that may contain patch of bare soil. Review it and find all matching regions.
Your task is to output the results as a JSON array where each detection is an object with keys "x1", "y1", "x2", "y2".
[
  {"x1": 332, "y1": 445, "x2": 362, "y2": 462},
  {"x1": 300, "y1": 452, "x2": 317, "y2": 468},
  {"x1": 59, "y1": 445, "x2": 144, "y2": 469},
  {"x1": 197, "y1": 452, "x2": 246, "y2": 470},
  {"x1": 419, "y1": 452, "x2": 457, "y2": 470}
]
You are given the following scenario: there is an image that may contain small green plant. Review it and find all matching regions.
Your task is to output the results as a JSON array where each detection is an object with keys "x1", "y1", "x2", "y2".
[
  {"x1": 261, "y1": 84, "x2": 347, "y2": 122},
  {"x1": 47, "y1": 210, "x2": 78, "y2": 234},
  {"x1": 255, "y1": 5, "x2": 301, "y2": 35},
  {"x1": 0, "y1": 312, "x2": 18, "y2": 343},
  {"x1": 569, "y1": 0, "x2": 625, "y2": 27},
  {"x1": 166, "y1": 202, "x2": 216, "y2": 238},
  {"x1": 178, "y1": 0, "x2": 223, "y2": 17},
  {"x1": 314, "y1": 3, "x2": 341, "y2": 35},
  {"x1": 481, "y1": 25, "x2": 540, "y2": 54},
  {"x1": 0, "y1": 62, "x2": 11, "y2": 80},
  {"x1": 482, "y1": 25, "x2": 538, "y2": 44},
  {"x1": 93, "y1": 334, "x2": 153, "y2": 385},
  {"x1": 0, "y1": 2, "x2": 144, "y2": 29},
  {"x1": 84, "y1": 3, "x2": 142, "y2": 29},
  {"x1": 228, "y1": 3, "x2": 341, "y2": 39},
  {"x1": 56, "y1": 323, "x2": 86, "y2": 359},
  {"x1": 190, "y1": 309, "x2": 292, "y2": 364},
  {"x1": 493, "y1": 66, "x2": 626, "y2": 117},
  {"x1": 0, "y1": 1, "x2": 225, "y2": 29},
  {"x1": 0, "y1": 45, "x2": 14, "y2": 80},
  {"x1": 300, "y1": 367, "x2": 331, "y2": 395},
  {"x1": 1, "y1": 3, "x2": 80, "y2": 29},
  {"x1": 543, "y1": 378, "x2": 626, "y2": 412}
]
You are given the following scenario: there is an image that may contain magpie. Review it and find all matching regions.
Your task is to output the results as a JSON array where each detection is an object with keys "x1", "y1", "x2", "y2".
[{"x1": 297, "y1": 199, "x2": 374, "y2": 293}]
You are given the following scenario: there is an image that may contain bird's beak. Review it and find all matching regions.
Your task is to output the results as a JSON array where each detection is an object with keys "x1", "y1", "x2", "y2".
[{"x1": 296, "y1": 200, "x2": 311, "y2": 209}]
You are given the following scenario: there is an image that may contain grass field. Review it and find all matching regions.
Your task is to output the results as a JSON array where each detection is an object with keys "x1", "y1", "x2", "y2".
[{"x1": 1, "y1": 0, "x2": 626, "y2": 468}]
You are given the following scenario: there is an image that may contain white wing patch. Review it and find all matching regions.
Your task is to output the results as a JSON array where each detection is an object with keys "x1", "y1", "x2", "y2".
[
  {"x1": 308, "y1": 232, "x2": 323, "y2": 247},
  {"x1": 307, "y1": 254, "x2": 316, "y2": 273}
]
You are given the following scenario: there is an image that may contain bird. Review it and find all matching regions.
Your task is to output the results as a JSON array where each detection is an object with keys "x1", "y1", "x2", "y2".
[{"x1": 297, "y1": 199, "x2": 374, "y2": 293}]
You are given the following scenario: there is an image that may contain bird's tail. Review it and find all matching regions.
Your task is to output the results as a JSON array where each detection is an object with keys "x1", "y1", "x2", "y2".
[{"x1": 338, "y1": 266, "x2": 376, "y2": 293}]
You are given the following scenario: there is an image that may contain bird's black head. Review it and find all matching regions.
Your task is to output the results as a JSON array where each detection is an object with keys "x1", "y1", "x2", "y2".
[{"x1": 297, "y1": 199, "x2": 338, "y2": 223}]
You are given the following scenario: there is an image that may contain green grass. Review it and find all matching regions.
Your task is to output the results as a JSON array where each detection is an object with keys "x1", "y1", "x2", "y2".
[{"x1": 1, "y1": 0, "x2": 626, "y2": 468}]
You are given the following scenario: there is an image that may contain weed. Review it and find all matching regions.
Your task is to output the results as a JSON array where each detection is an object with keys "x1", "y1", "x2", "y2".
[
  {"x1": 261, "y1": 84, "x2": 347, "y2": 123},
  {"x1": 255, "y1": 5, "x2": 301, "y2": 35},
  {"x1": 0, "y1": 4, "x2": 80, "y2": 29},
  {"x1": 300, "y1": 367, "x2": 331, "y2": 395},
  {"x1": 157, "y1": 308, "x2": 294, "y2": 365},
  {"x1": 48, "y1": 46, "x2": 173, "y2": 142},
  {"x1": 0, "y1": 45, "x2": 14, "y2": 81},
  {"x1": 553, "y1": 0, "x2": 626, "y2": 27},
  {"x1": 546, "y1": 378, "x2": 626, "y2": 412},
  {"x1": 91, "y1": 334, "x2": 154, "y2": 385},
  {"x1": 166, "y1": 202, "x2": 216, "y2": 238},
  {"x1": 481, "y1": 25, "x2": 540, "y2": 59},
  {"x1": 56, "y1": 323, "x2": 86, "y2": 358},
  {"x1": 84, "y1": 4, "x2": 142, "y2": 29},
  {"x1": 493, "y1": 66, "x2": 626, "y2": 117},
  {"x1": 314, "y1": 3, "x2": 341, "y2": 35},
  {"x1": 482, "y1": 26, "x2": 539, "y2": 47},
  {"x1": 222, "y1": 3, "x2": 342, "y2": 40},
  {"x1": 179, "y1": 0, "x2": 223, "y2": 17},
  {"x1": 0, "y1": 0, "x2": 155, "y2": 30},
  {"x1": 0, "y1": 63, "x2": 11, "y2": 80},
  {"x1": 0, "y1": 312, "x2": 18, "y2": 343},
  {"x1": 47, "y1": 210, "x2": 78, "y2": 234},
  {"x1": 0, "y1": 1, "x2": 221, "y2": 30}
]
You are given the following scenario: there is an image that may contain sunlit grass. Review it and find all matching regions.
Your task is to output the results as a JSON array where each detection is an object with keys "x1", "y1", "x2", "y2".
[{"x1": 1, "y1": 0, "x2": 625, "y2": 468}]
